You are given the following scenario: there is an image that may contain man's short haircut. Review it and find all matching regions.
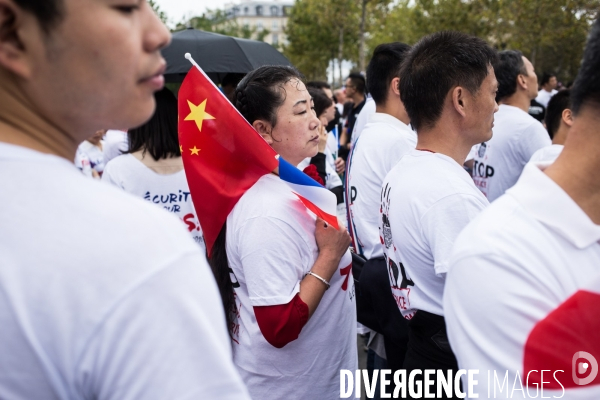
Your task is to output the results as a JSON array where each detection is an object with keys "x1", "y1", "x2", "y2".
[
  {"x1": 366, "y1": 42, "x2": 411, "y2": 106},
  {"x1": 308, "y1": 87, "x2": 333, "y2": 117},
  {"x1": 14, "y1": 0, "x2": 63, "y2": 32},
  {"x1": 545, "y1": 90, "x2": 571, "y2": 139},
  {"x1": 306, "y1": 81, "x2": 331, "y2": 90},
  {"x1": 494, "y1": 50, "x2": 527, "y2": 102},
  {"x1": 346, "y1": 73, "x2": 366, "y2": 95},
  {"x1": 399, "y1": 31, "x2": 498, "y2": 131},
  {"x1": 571, "y1": 18, "x2": 600, "y2": 114},
  {"x1": 540, "y1": 72, "x2": 556, "y2": 86}
]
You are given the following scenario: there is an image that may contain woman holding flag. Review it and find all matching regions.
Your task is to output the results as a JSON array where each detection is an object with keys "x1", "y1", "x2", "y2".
[{"x1": 210, "y1": 66, "x2": 358, "y2": 399}]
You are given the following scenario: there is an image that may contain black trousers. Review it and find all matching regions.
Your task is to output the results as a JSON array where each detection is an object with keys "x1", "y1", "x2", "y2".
[
  {"x1": 403, "y1": 310, "x2": 461, "y2": 399},
  {"x1": 355, "y1": 256, "x2": 409, "y2": 373}
]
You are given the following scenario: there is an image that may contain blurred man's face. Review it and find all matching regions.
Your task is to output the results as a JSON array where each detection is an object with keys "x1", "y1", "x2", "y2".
[
  {"x1": 15, "y1": 0, "x2": 170, "y2": 140},
  {"x1": 522, "y1": 57, "x2": 538, "y2": 99},
  {"x1": 344, "y1": 78, "x2": 356, "y2": 97},
  {"x1": 322, "y1": 87, "x2": 333, "y2": 101},
  {"x1": 548, "y1": 76, "x2": 558, "y2": 90}
]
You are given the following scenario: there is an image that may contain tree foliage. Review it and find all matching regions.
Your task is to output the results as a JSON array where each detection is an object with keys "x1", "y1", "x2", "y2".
[
  {"x1": 286, "y1": 0, "x2": 598, "y2": 83},
  {"x1": 284, "y1": 0, "x2": 361, "y2": 81},
  {"x1": 174, "y1": 9, "x2": 271, "y2": 42},
  {"x1": 149, "y1": 0, "x2": 169, "y2": 25}
]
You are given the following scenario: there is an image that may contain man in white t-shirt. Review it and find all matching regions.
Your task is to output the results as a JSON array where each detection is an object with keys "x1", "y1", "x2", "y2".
[
  {"x1": 0, "y1": 1, "x2": 249, "y2": 399},
  {"x1": 351, "y1": 95, "x2": 376, "y2": 145},
  {"x1": 379, "y1": 31, "x2": 496, "y2": 397},
  {"x1": 535, "y1": 72, "x2": 558, "y2": 107},
  {"x1": 444, "y1": 19, "x2": 600, "y2": 397},
  {"x1": 530, "y1": 89, "x2": 572, "y2": 164},
  {"x1": 346, "y1": 43, "x2": 415, "y2": 376},
  {"x1": 471, "y1": 50, "x2": 551, "y2": 201}
]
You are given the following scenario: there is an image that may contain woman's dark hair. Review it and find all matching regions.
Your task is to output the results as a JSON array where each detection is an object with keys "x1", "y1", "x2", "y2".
[
  {"x1": 308, "y1": 87, "x2": 333, "y2": 118},
  {"x1": 211, "y1": 65, "x2": 304, "y2": 335},
  {"x1": 234, "y1": 65, "x2": 304, "y2": 128},
  {"x1": 494, "y1": 50, "x2": 528, "y2": 103},
  {"x1": 127, "y1": 88, "x2": 181, "y2": 161},
  {"x1": 14, "y1": 0, "x2": 63, "y2": 33},
  {"x1": 400, "y1": 31, "x2": 498, "y2": 131}
]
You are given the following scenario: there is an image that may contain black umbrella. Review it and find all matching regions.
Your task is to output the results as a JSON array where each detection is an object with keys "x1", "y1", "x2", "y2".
[{"x1": 162, "y1": 28, "x2": 293, "y2": 83}]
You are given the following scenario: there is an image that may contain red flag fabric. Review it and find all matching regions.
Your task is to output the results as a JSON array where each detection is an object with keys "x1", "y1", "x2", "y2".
[{"x1": 178, "y1": 65, "x2": 278, "y2": 255}]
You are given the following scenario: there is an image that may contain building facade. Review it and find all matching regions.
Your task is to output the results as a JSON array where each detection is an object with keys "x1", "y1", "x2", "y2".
[{"x1": 223, "y1": 0, "x2": 294, "y2": 46}]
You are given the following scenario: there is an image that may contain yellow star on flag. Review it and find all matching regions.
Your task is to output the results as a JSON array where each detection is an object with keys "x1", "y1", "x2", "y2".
[
  {"x1": 190, "y1": 146, "x2": 201, "y2": 155},
  {"x1": 185, "y1": 99, "x2": 215, "y2": 132},
  {"x1": 179, "y1": 145, "x2": 183, "y2": 153}
]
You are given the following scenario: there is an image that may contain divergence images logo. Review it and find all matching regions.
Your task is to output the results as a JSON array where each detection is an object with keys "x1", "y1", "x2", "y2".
[{"x1": 572, "y1": 351, "x2": 598, "y2": 386}]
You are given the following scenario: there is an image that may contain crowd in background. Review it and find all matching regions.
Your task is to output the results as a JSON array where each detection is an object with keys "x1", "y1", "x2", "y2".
[{"x1": 2, "y1": 1, "x2": 599, "y2": 399}]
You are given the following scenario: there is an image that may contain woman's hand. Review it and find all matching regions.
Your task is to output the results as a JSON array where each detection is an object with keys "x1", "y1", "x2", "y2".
[
  {"x1": 313, "y1": 217, "x2": 351, "y2": 279},
  {"x1": 335, "y1": 157, "x2": 345, "y2": 175},
  {"x1": 299, "y1": 217, "x2": 351, "y2": 318},
  {"x1": 317, "y1": 125, "x2": 328, "y2": 153}
]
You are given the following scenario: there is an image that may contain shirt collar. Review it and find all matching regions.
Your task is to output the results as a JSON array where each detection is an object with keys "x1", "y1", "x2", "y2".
[
  {"x1": 506, "y1": 163, "x2": 600, "y2": 248},
  {"x1": 366, "y1": 112, "x2": 411, "y2": 132}
]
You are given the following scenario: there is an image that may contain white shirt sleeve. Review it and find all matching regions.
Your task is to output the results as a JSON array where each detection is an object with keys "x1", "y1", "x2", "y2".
[
  {"x1": 420, "y1": 194, "x2": 487, "y2": 276},
  {"x1": 101, "y1": 162, "x2": 121, "y2": 188},
  {"x1": 235, "y1": 216, "x2": 309, "y2": 306},
  {"x1": 517, "y1": 121, "x2": 552, "y2": 164},
  {"x1": 77, "y1": 253, "x2": 250, "y2": 400}
]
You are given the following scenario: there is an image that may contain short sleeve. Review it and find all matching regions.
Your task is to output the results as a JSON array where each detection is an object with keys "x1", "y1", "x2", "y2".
[
  {"x1": 517, "y1": 121, "x2": 551, "y2": 164},
  {"x1": 420, "y1": 194, "x2": 487, "y2": 275},
  {"x1": 100, "y1": 162, "x2": 120, "y2": 187},
  {"x1": 77, "y1": 253, "x2": 251, "y2": 400},
  {"x1": 234, "y1": 217, "x2": 311, "y2": 306}
]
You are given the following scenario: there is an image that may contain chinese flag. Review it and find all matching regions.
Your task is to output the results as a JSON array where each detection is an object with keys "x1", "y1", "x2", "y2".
[{"x1": 178, "y1": 65, "x2": 278, "y2": 255}]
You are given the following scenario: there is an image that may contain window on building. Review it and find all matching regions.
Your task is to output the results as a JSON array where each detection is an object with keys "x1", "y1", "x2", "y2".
[
  {"x1": 282, "y1": 6, "x2": 291, "y2": 16},
  {"x1": 256, "y1": 5, "x2": 263, "y2": 16},
  {"x1": 244, "y1": 7, "x2": 249, "y2": 14},
  {"x1": 243, "y1": 19, "x2": 249, "y2": 28},
  {"x1": 257, "y1": 20, "x2": 263, "y2": 30},
  {"x1": 272, "y1": 20, "x2": 278, "y2": 30},
  {"x1": 272, "y1": 34, "x2": 279, "y2": 45},
  {"x1": 270, "y1": 6, "x2": 278, "y2": 16}
]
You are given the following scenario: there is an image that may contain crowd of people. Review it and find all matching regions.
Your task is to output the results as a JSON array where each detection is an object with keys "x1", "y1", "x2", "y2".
[{"x1": 1, "y1": 0, "x2": 599, "y2": 399}]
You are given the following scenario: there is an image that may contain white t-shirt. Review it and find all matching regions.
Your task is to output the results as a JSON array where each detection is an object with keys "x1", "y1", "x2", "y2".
[
  {"x1": 535, "y1": 88, "x2": 558, "y2": 108},
  {"x1": 0, "y1": 143, "x2": 250, "y2": 400},
  {"x1": 472, "y1": 104, "x2": 551, "y2": 202},
  {"x1": 380, "y1": 149, "x2": 489, "y2": 319},
  {"x1": 351, "y1": 96, "x2": 376, "y2": 145},
  {"x1": 75, "y1": 140, "x2": 105, "y2": 177},
  {"x1": 226, "y1": 174, "x2": 357, "y2": 400},
  {"x1": 102, "y1": 154, "x2": 205, "y2": 253},
  {"x1": 529, "y1": 143, "x2": 564, "y2": 164},
  {"x1": 347, "y1": 113, "x2": 416, "y2": 259},
  {"x1": 444, "y1": 163, "x2": 600, "y2": 398},
  {"x1": 102, "y1": 129, "x2": 128, "y2": 164}
]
